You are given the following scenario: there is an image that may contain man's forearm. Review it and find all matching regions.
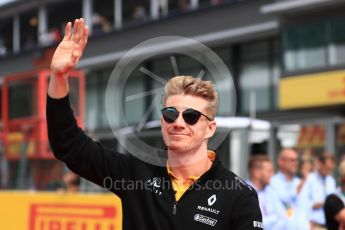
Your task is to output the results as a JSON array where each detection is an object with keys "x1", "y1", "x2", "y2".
[{"x1": 48, "y1": 73, "x2": 69, "y2": 99}]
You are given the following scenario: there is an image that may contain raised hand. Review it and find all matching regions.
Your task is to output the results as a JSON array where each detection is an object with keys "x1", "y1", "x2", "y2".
[
  {"x1": 48, "y1": 18, "x2": 88, "y2": 98},
  {"x1": 50, "y1": 18, "x2": 89, "y2": 78}
]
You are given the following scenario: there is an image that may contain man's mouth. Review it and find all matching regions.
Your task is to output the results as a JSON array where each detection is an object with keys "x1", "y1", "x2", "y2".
[{"x1": 169, "y1": 133, "x2": 188, "y2": 136}]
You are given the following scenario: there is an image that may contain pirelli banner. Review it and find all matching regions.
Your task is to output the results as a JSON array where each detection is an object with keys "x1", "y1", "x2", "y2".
[
  {"x1": 280, "y1": 69, "x2": 345, "y2": 109},
  {"x1": 0, "y1": 191, "x2": 122, "y2": 230}
]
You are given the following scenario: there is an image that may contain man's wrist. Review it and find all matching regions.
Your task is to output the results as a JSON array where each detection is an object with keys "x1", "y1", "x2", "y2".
[
  {"x1": 48, "y1": 71, "x2": 69, "y2": 98},
  {"x1": 51, "y1": 69, "x2": 68, "y2": 79}
]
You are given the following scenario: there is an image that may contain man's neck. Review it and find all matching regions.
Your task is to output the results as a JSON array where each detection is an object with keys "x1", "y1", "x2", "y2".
[
  {"x1": 318, "y1": 169, "x2": 327, "y2": 178},
  {"x1": 167, "y1": 145, "x2": 212, "y2": 182},
  {"x1": 281, "y1": 171, "x2": 294, "y2": 181}
]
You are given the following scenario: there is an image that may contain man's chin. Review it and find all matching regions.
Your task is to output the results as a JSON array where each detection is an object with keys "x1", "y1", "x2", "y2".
[{"x1": 167, "y1": 143, "x2": 190, "y2": 152}]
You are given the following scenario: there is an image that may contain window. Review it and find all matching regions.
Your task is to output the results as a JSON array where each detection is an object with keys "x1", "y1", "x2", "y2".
[
  {"x1": 86, "y1": 68, "x2": 112, "y2": 130},
  {"x1": 329, "y1": 18, "x2": 345, "y2": 65},
  {"x1": 168, "y1": 0, "x2": 185, "y2": 16},
  {"x1": 93, "y1": 0, "x2": 114, "y2": 35},
  {"x1": 282, "y1": 17, "x2": 345, "y2": 72},
  {"x1": 210, "y1": 47, "x2": 234, "y2": 116},
  {"x1": 8, "y1": 79, "x2": 36, "y2": 119},
  {"x1": 283, "y1": 22, "x2": 327, "y2": 72},
  {"x1": 123, "y1": 67, "x2": 146, "y2": 125},
  {"x1": 86, "y1": 66, "x2": 146, "y2": 130},
  {"x1": 20, "y1": 10, "x2": 38, "y2": 51},
  {"x1": 239, "y1": 39, "x2": 279, "y2": 114},
  {"x1": 151, "y1": 56, "x2": 176, "y2": 120},
  {"x1": 47, "y1": 0, "x2": 82, "y2": 46},
  {"x1": 0, "y1": 18, "x2": 12, "y2": 56},
  {"x1": 123, "y1": 0, "x2": 150, "y2": 27}
]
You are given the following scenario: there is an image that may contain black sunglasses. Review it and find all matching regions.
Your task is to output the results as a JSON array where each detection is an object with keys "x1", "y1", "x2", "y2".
[{"x1": 161, "y1": 106, "x2": 213, "y2": 125}]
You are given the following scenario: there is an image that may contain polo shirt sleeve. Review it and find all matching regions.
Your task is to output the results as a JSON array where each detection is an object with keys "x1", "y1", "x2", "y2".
[
  {"x1": 46, "y1": 94, "x2": 134, "y2": 196},
  {"x1": 325, "y1": 194, "x2": 344, "y2": 230},
  {"x1": 230, "y1": 190, "x2": 263, "y2": 229}
]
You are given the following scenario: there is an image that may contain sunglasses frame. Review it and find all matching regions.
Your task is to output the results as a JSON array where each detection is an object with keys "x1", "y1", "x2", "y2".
[{"x1": 160, "y1": 106, "x2": 213, "y2": 125}]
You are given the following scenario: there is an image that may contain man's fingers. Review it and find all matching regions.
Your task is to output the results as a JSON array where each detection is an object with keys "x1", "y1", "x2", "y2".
[
  {"x1": 63, "y1": 22, "x2": 72, "y2": 41},
  {"x1": 79, "y1": 25, "x2": 89, "y2": 51},
  {"x1": 71, "y1": 19, "x2": 79, "y2": 41},
  {"x1": 73, "y1": 25, "x2": 88, "y2": 59},
  {"x1": 72, "y1": 18, "x2": 84, "y2": 43},
  {"x1": 75, "y1": 18, "x2": 84, "y2": 43}
]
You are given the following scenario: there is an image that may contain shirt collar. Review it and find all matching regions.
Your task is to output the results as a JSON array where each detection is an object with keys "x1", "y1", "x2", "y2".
[{"x1": 167, "y1": 150, "x2": 216, "y2": 180}]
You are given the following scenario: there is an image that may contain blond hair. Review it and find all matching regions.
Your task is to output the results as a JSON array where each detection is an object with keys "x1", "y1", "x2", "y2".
[{"x1": 163, "y1": 76, "x2": 218, "y2": 118}]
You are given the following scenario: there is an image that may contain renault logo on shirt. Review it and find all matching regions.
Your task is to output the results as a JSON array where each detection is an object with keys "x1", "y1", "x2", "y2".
[
  {"x1": 208, "y1": 194, "x2": 217, "y2": 206},
  {"x1": 194, "y1": 214, "x2": 217, "y2": 226}
]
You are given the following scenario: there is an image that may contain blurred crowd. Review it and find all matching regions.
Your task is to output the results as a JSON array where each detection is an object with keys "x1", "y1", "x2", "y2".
[
  {"x1": 45, "y1": 171, "x2": 80, "y2": 193},
  {"x1": 0, "y1": 0, "x2": 235, "y2": 57},
  {"x1": 247, "y1": 149, "x2": 345, "y2": 230}
]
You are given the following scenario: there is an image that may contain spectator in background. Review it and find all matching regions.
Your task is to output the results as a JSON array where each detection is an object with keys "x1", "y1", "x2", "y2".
[
  {"x1": 211, "y1": 0, "x2": 223, "y2": 6},
  {"x1": 51, "y1": 27, "x2": 62, "y2": 44},
  {"x1": 0, "y1": 38, "x2": 7, "y2": 56},
  {"x1": 298, "y1": 149, "x2": 314, "y2": 180},
  {"x1": 178, "y1": 0, "x2": 190, "y2": 12},
  {"x1": 46, "y1": 171, "x2": 80, "y2": 193},
  {"x1": 99, "y1": 16, "x2": 112, "y2": 33},
  {"x1": 39, "y1": 28, "x2": 62, "y2": 47},
  {"x1": 24, "y1": 34, "x2": 35, "y2": 50},
  {"x1": 39, "y1": 31, "x2": 50, "y2": 46},
  {"x1": 92, "y1": 13, "x2": 112, "y2": 36},
  {"x1": 132, "y1": 6, "x2": 148, "y2": 22},
  {"x1": 270, "y1": 148, "x2": 310, "y2": 230},
  {"x1": 304, "y1": 153, "x2": 336, "y2": 229},
  {"x1": 337, "y1": 161, "x2": 345, "y2": 203},
  {"x1": 247, "y1": 155, "x2": 286, "y2": 229},
  {"x1": 300, "y1": 159, "x2": 314, "y2": 178},
  {"x1": 62, "y1": 171, "x2": 80, "y2": 192},
  {"x1": 298, "y1": 157, "x2": 314, "y2": 183},
  {"x1": 297, "y1": 149, "x2": 314, "y2": 217},
  {"x1": 0, "y1": 125, "x2": 6, "y2": 189},
  {"x1": 158, "y1": 0, "x2": 168, "y2": 17}
]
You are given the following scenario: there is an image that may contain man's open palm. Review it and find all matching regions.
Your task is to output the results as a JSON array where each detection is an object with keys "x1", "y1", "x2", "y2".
[{"x1": 51, "y1": 18, "x2": 88, "y2": 77}]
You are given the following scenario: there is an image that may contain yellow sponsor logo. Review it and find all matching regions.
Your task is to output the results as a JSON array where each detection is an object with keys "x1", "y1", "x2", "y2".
[{"x1": 280, "y1": 70, "x2": 345, "y2": 109}]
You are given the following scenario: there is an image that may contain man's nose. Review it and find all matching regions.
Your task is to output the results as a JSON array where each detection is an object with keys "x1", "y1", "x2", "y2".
[{"x1": 173, "y1": 114, "x2": 186, "y2": 127}]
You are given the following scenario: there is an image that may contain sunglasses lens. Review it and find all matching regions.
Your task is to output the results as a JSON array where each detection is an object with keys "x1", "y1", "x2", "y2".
[
  {"x1": 161, "y1": 107, "x2": 179, "y2": 123},
  {"x1": 182, "y1": 109, "x2": 201, "y2": 125}
]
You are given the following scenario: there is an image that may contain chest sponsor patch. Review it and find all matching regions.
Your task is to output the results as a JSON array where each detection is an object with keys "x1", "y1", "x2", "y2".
[
  {"x1": 253, "y1": 220, "x2": 263, "y2": 228},
  {"x1": 194, "y1": 213, "x2": 217, "y2": 226},
  {"x1": 197, "y1": 205, "x2": 220, "y2": 215}
]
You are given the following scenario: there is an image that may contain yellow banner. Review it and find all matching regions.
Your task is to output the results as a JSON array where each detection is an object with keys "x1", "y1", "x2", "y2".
[
  {"x1": 280, "y1": 70, "x2": 345, "y2": 109},
  {"x1": 0, "y1": 191, "x2": 122, "y2": 230}
]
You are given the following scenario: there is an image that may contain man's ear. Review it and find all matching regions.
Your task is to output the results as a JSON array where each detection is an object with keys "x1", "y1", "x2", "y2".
[{"x1": 205, "y1": 120, "x2": 216, "y2": 139}]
